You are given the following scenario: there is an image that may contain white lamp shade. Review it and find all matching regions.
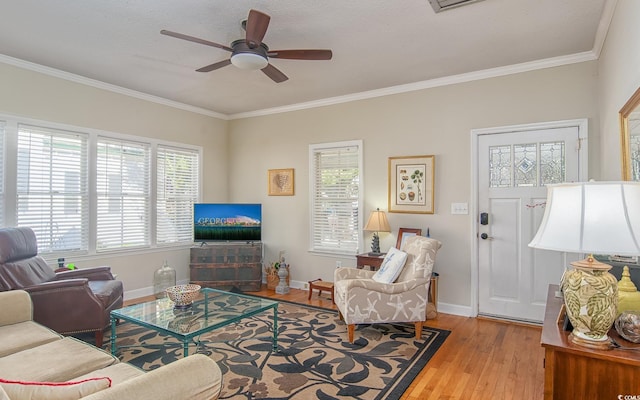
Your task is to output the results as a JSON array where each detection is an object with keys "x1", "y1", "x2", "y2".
[{"x1": 529, "y1": 181, "x2": 640, "y2": 256}]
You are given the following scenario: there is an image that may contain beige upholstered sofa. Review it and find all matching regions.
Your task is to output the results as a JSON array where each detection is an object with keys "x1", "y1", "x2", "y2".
[
  {"x1": 0, "y1": 290, "x2": 222, "y2": 400},
  {"x1": 334, "y1": 236, "x2": 441, "y2": 343}
]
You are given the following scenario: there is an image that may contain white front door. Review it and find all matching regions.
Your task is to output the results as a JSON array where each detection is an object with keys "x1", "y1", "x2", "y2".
[{"x1": 475, "y1": 120, "x2": 587, "y2": 323}]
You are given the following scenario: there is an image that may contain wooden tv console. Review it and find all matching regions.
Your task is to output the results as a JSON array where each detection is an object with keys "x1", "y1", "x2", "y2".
[
  {"x1": 189, "y1": 242, "x2": 262, "y2": 292},
  {"x1": 541, "y1": 284, "x2": 640, "y2": 399}
]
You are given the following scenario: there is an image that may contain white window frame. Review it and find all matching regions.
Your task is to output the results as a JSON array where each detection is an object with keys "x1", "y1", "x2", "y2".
[
  {"x1": 156, "y1": 144, "x2": 200, "y2": 246},
  {"x1": 309, "y1": 140, "x2": 364, "y2": 256},
  {"x1": 96, "y1": 136, "x2": 151, "y2": 252},
  {"x1": 0, "y1": 113, "x2": 202, "y2": 258},
  {"x1": 16, "y1": 124, "x2": 89, "y2": 254}
]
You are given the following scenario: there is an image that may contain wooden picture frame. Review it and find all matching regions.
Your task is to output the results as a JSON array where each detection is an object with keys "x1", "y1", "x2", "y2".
[
  {"x1": 388, "y1": 155, "x2": 435, "y2": 214},
  {"x1": 396, "y1": 228, "x2": 422, "y2": 250},
  {"x1": 268, "y1": 168, "x2": 294, "y2": 196}
]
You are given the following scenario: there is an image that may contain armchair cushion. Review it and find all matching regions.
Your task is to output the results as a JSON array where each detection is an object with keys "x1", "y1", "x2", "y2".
[{"x1": 372, "y1": 247, "x2": 407, "y2": 284}]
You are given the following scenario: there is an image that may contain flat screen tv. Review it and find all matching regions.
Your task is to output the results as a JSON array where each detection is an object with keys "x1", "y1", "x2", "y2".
[{"x1": 194, "y1": 203, "x2": 262, "y2": 242}]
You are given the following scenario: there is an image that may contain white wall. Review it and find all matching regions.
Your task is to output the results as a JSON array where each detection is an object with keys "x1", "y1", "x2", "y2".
[
  {"x1": 228, "y1": 62, "x2": 599, "y2": 313},
  {"x1": 598, "y1": 0, "x2": 640, "y2": 180},
  {"x1": 4, "y1": 0, "x2": 638, "y2": 310},
  {"x1": 0, "y1": 62, "x2": 229, "y2": 299}
]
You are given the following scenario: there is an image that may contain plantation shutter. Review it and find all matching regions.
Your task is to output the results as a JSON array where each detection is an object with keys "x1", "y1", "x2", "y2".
[
  {"x1": 156, "y1": 145, "x2": 200, "y2": 244},
  {"x1": 96, "y1": 137, "x2": 150, "y2": 251},
  {"x1": 16, "y1": 124, "x2": 89, "y2": 253},
  {"x1": 310, "y1": 141, "x2": 362, "y2": 255}
]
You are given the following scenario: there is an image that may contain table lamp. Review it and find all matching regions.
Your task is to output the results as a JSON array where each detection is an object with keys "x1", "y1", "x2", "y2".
[
  {"x1": 529, "y1": 181, "x2": 640, "y2": 350},
  {"x1": 364, "y1": 208, "x2": 391, "y2": 256}
]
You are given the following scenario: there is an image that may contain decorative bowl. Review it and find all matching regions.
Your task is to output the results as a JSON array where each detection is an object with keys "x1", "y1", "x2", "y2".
[
  {"x1": 615, "y1": 311, "x2": 640, "y2": 343},
  {"x1": 165, "y1": 284, "x2": 201, "y2": 308}
]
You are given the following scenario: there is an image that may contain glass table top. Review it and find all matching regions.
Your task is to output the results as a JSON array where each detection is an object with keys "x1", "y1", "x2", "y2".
[{"x1": 111, "y1": 288, "x2": 279, "y2": 339}]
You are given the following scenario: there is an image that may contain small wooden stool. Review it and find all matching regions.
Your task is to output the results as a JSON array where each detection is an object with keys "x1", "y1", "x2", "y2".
[{"x1": 308, "y1": 279, "x2": 334, "y2": 304}]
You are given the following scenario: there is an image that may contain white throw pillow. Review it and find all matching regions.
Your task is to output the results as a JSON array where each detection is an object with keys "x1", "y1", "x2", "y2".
[{"x1": 372, "y1": 247, "x2": 408, "y2": 284}]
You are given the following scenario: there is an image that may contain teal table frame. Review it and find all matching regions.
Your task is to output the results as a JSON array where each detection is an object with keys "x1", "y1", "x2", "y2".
[{"x1": 110, "y1": 288, "x2": 279, "y2": 357}]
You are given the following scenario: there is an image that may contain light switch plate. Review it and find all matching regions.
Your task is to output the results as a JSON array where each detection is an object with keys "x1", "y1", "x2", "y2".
[{"x1": 451, "y1": 202, "x2": 469, "y2": 215}]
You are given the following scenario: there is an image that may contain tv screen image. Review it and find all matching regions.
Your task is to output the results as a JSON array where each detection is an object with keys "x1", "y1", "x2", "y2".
[{"x1": 194, "y1": 203, "x2": 261, "y2": 242}]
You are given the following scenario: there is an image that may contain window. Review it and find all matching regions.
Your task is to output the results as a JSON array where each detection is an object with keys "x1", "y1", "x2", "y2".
[
  {"x1": 156, "y1": 145, "x2": 199, "y2": 245},
  {"x1": 96, "y1": 137, "x2": 150, "y2": 251},
  {"x1": 309, "y1": 140, "x2": 363, "y2": 255},
  {"x1": 16, "y1": 125, "x2": 89, "y2": 253}
]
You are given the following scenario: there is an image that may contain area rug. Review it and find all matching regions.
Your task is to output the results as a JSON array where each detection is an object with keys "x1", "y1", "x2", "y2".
[{"x1": 107, "y1": 301, "x2": 449, "y2": 400}]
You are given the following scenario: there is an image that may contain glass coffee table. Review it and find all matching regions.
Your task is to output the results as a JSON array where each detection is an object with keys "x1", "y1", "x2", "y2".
[{"x1": 110, "y1": 288, "x2": 279, "y2": 357}]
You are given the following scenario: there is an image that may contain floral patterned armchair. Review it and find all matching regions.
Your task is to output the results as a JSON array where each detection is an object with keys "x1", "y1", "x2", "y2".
[{"x1": 334, "y1": 236, "x2": 441, "y2": 343}]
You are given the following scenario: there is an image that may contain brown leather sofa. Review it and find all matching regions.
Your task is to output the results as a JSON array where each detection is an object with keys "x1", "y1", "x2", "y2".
[{"x1": 0, "y1": 227, "x2": 123, "y2": 347}]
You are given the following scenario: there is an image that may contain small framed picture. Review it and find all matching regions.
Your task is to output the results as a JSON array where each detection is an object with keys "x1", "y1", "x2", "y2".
[
  {"x1": 388, "y1": 155, "x2": 435, "y2": 214},
  {"x1": 268, "y1": 168, "x2": 294, "y2": 196},
  {"x1": 396, "y1": 228, "x2": 422, "y2": 250}
]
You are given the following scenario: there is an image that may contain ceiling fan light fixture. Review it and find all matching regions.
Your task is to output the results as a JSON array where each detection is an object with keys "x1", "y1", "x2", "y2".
[{"x1": 231, "y1": 52, "x2": 268, "y2": 70}]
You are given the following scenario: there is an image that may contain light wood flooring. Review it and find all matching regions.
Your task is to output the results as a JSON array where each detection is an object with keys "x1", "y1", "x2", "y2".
[{"x1": 127, "y1": 286, "x2": 545, "y2": 400}]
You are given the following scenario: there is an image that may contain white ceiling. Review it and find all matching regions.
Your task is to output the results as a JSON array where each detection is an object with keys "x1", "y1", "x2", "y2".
[{"x1": 0, "y1": 0, "x2": 611, "y2": 118}]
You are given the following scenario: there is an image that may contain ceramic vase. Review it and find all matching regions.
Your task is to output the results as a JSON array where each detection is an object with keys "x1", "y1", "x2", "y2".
[
  {"x1": 562, "y1": 257, "x2": 618, "y2": 349},
  {"x1": 275, "y1": 264, "x2": 290, "y2": 294}
]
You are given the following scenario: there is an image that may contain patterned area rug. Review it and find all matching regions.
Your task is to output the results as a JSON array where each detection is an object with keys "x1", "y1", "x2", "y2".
[{"x1": 108, "y1": 301, "x2": 449, "y2": 400}]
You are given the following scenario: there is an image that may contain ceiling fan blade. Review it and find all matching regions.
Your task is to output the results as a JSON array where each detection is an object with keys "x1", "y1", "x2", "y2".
[
  {"x1": 267, "y1": 49, "x2": 333, "y2": 60},
  {"x1": 196, "y1": 59, "x2": 231, "y2": 72},
  {"x1": 160, "y1": 29, "x2": 233, "y2": 52},
  {"x1": 261, "y1": 64, "x2": 288, "y2": 83},
  {"x1": 245, "y1": 9, "x2": 270, "y2": 48}
]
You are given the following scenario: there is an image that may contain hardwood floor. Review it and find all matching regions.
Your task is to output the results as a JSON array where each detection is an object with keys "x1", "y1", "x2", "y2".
[{"x1": 128, "y1": 286, "x2": 545, "y2": 400}]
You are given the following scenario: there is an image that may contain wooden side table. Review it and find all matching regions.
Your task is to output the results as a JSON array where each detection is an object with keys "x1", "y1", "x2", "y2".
[
  {"x1": 354, "y1": 252, "x2": 439, "y2": 312},
  {"x1": 541, "y1": 284, "x2": 640, "y2": 399},
  {"x1": 355, "y1": 252, "x2": 385, "y2": 270}
]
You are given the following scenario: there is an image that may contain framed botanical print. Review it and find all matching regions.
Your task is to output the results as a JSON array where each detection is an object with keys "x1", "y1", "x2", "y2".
[{"x1": 388, "y1": 155, "x2": 435, "y2": 213}]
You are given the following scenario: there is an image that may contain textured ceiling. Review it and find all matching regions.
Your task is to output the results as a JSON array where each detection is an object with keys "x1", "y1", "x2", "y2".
[{"x1": 0, "y1": 0, "x2": 610, "y2": 117}]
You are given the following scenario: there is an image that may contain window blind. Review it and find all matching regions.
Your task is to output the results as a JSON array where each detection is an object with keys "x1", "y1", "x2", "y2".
[
  {"x1": 96, "y1": 137, "x2": 150, "y2": 251},
  {"x1": 310, "y1": 141, "x2": 362, "y2": 255},
  {"x1": 156, "y1": 145, "x2": 199, "y2": 245},
  {"x1": 16, "y1": 124, "x2": 89, "y2": 253}
]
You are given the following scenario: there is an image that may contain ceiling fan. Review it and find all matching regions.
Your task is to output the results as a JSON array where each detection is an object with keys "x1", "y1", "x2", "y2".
[{"x1": 160, "y1": 9, "x2": 333, "y2": 83}]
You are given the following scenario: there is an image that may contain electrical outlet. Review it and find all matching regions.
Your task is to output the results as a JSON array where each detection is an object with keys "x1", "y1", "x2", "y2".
[
  {"x1": 336, "y1": 261, "x2": 342, "y2": 268},
  {"x1": 304, "y1": 283, "x2": 308, "y2": 289}
]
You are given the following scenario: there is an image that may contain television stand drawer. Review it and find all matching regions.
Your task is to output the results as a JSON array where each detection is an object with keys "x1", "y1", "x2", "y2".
[{"x1": 189, "y1": 243, "x2": 263, "y2": 292}]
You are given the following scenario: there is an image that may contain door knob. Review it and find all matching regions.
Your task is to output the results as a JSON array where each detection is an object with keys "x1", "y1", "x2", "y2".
[{"x1": 480, "y1": 233, "x2": 493, "y2": 240}]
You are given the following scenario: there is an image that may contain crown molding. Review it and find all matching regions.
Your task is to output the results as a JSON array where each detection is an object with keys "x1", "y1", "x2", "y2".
[
  {"x1": 229, "y1": 51, "x2": 598, "y2": 120},
  {"x1": 0, "y1": 54, "x2": 229, "y2": 120},
  {"x1": 592, "y1": 0, "x2": 618, "y2": 58},
  {"x1": 0, "y1": 49, "x2": 598, "y2": 122}
]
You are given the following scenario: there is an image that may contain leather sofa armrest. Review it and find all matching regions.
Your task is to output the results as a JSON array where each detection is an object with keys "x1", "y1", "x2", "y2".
[
  {"x1": 55, "y1": 266, "x2": 115, "y2": 281},
  {"x1": 24, "y1": 279, "x2": 103, "y2": 309},
  {"x1": 24, "y1": 278, "x2": 91, "y2": 292},
  {"x1": 80, "y1": 354, "x2": 222, "y2": 400},
  {"x1": 0, "y1": 290, "x2": 33, "y2": 325}
]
